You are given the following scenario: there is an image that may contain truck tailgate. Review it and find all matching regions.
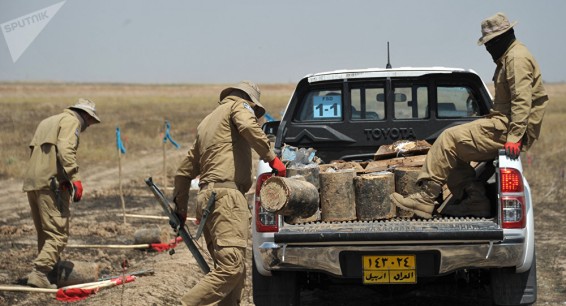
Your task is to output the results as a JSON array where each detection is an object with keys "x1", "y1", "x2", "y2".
[{"x1": 274, "y1": 218, "x2": 503, "y2": 244}]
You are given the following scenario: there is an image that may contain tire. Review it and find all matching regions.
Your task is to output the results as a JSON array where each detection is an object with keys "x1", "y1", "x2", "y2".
[
  {"x1": 490, "y1": 253, "x2": 537, "y2": 306},
  {"x1": 252, "y1": 257, "x2": 300, "y2": 306}
]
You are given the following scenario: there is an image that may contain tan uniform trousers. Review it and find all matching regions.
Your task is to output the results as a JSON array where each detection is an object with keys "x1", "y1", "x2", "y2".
[
  {"x1": 27, "y1": 189, "x2": 70, "y2": 271},
  {"x1": 182, "y1": 187, "x2": 250, "y2": 306},
  {"x1": 417, "y1": 117, "x2": 508, "y2": 194}
]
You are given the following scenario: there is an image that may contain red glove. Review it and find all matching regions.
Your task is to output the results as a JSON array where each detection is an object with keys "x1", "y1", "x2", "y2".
[
  {"x1": 504, "y1": 141, "x2": 522, "y2": 160},
  {"x1": 269, "y1": 157, "x2": 286, "y2": 177},
  {"x1": 72, "y1": 181, "x2": 83, "y2": 202}
]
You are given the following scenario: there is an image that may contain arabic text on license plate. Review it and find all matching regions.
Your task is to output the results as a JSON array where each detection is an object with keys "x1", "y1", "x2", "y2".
[{"x1": 362, "y1": 255, "x2": 416, "y2": 284}]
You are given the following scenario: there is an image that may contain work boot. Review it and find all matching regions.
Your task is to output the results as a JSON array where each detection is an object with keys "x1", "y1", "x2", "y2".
[
  {"x1": 442, "y1": 182, "x2": 491, "y2": 218},
  {"x1": 390, "y1": 180, "x2": 442, "y2": 219},
  {"x1": 26, "y1": 268, "x2": 56, "y2": 289}
]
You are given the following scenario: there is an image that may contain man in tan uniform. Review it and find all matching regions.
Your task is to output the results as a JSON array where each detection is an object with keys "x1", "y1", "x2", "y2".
[
  {"x1": 390, "y1": 12, "x2": 549, "y2": 218},
  {"x1": 173, "y1": 81, "x2": 286, "y2": 305},
  {"x1": 23, "y1": 99, "x2": 101, "y2": 288}
]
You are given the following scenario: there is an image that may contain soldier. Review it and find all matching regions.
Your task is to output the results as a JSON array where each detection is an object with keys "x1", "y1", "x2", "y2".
[
  {"x1": 23, "y1": 99, "x2": 101, "y2": 288},
  {"x1": 390, "y1": 12, "x2": 549, "y2": 218},
  {"x1": 173, "y1": 81, "x2": 286, "y2": 305}
]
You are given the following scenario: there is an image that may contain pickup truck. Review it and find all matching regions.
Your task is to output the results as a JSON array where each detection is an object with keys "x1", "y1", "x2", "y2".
[{"x1": 251, "y1": 67, "x2": 537, "y2": 306}]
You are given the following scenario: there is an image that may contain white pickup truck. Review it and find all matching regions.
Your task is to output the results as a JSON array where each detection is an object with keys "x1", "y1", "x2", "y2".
[{"x1": 252, "y1": 67, "x2": 536, "y2": 306}]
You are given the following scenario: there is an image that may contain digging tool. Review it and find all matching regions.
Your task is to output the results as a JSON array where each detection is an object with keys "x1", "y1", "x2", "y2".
[
  {"x1": 194, "y1": 191, "x2": 215, "y2": 240},
  {"x1": 145, "y1": 177, "x2": 210, "y2": 274},
  {"x1": 49, "y1": 176, "x2": 63, "y2": 211}
]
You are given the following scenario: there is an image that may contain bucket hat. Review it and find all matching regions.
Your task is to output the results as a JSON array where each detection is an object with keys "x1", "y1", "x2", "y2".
[
  {"x1": 69, "y1": 98, "x2": 101, "y2": 123},
  {"x1": 220, "y1": 81, "x2": 265, "y2": 118},
  {"x1": 477, "y1": 12, "x2": 517, "y2": 45}
]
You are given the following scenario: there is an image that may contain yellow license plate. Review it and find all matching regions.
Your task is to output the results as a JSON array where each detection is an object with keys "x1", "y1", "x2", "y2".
[{"x1": 362, "y1": 255, "x2": 416, "y2": 284}]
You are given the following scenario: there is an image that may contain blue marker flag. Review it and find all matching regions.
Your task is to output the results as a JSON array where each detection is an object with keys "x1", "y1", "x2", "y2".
[
  {"x1": 163, "y1": 120, "x2": 180, "y2": 149},
  {"x1": 116, "y1": 127, "x2": 126, "y2": 154}
]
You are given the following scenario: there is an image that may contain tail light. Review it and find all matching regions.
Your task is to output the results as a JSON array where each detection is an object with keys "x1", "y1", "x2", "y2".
[
  {"x1": 255, "y1": 172, "x2": 279, "y2": 232},
  {"x1": 499, "y1": 168, "x2": 525, "y2": 229}
]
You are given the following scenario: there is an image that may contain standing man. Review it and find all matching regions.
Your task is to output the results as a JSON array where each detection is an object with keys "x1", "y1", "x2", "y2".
[
  {"x1": 23, "y1": 99, "x2": 101, "y2": 288},
  {"x1": 390, "y1": 12, "x2": 549, "y2": 218},
  {"x1": 173, "y1": 81, "x2": 286, "y2": 305}
]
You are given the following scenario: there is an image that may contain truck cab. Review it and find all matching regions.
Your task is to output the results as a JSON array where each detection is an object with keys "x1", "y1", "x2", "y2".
[{"x1": 266, "y1": 67, "x2": 491, "y2": 163}]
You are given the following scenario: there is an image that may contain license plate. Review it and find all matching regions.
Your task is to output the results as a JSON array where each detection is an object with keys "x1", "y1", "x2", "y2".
[{"x1": 362, "y1": 255, "x2": 416, "y2": 284}]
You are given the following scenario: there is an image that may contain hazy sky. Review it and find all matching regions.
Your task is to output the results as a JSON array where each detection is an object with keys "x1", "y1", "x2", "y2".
[{"x1": 1, "y1": 1, "x2": 565, "y2": 84}]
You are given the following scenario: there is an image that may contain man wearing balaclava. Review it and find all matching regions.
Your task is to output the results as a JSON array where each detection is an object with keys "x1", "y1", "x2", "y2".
[{"x1": 389, "y1": 12, "x2": 549, "y2": 218}]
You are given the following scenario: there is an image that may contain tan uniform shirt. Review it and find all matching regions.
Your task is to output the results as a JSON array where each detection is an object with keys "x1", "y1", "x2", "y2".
[
  {"x1": 23, "y1": 109, "x2": 81, "y2": 191},
  {"x1": 176, "y1": 96, "x2": 275, "y2": 193},
  {"x1": 491, "y1": 40, "x2": 549, "y2": 150}
]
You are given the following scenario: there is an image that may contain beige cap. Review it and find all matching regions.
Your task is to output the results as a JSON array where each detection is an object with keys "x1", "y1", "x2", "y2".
[
  {"x1": 477, "y1": 12, "x2": 517, "y2": 45},
  {"x1": 69, "y1": 98, "x2": 101, "y2": 123},
  {"x1": 220, "y1": 81, "x2": 265, "y2": 118}
]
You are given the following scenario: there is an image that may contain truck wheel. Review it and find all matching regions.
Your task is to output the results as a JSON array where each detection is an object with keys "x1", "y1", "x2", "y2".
[
  {"x1": 490, "y1": 253, "x2": 537, "y2": 306},
  {"x1": 252, "y1": 257, "x2": 300, "y2": 306}
]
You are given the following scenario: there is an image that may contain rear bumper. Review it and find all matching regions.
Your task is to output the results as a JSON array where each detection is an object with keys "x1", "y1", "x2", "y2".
[{"x1": 257, "y1": 241, "x2": 524, "y2": 277}]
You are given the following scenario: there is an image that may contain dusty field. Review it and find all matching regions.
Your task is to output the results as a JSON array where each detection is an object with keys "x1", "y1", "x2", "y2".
[{"x1": 0, "y1": 83, "x2": 565, "y2": 305}]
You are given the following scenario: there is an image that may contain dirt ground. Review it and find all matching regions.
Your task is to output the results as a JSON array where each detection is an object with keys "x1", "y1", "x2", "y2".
[{"x1": 1, "y1": 147, "x2": 565, "y2": 306}]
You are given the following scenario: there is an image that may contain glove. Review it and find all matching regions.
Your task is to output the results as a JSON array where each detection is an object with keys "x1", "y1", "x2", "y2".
[
  {"x1": 504, "y1": 141, "x2": 522, "y2": 160},
  {"x1": 72, "y1": 181, "x2": 83, "y2": 202},
  {"x1": 172, "y1": 199, "x2": 187, "y2": 229},
  {"x1": 60, "y1": 181, "x2": 72, "y2": 192},
  {"x1": 172, "y1": 175, "x2": 191, "y2": 229},
  {"x1": 269, "y1": 157, "x2": 286, "y2": 177},
  {"x1": 174, "y1": 211, "x2": 187, "y2": 229}
]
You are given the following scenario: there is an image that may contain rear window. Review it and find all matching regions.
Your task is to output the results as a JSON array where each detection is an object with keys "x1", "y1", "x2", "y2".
[
  {"x1": 296, "y1": 89, "x2": 343, "y2": 121},
  {"x1": 351, "y1": 86, "x2": 384, "y2": 120},
  {"x1": 437, "y1": 86, "x2": 482, "y2": 118},
  {"x1": 393, "y1": 85, "x2": 429, "y2": 119},
  {"x1": 293, "y1": 79, "x2": 485, "y2": 122}
]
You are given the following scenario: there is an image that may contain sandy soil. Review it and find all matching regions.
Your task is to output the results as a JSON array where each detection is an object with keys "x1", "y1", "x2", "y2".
[{"x1": 0, "y1": 149, "x2": 565, "y2": 306}]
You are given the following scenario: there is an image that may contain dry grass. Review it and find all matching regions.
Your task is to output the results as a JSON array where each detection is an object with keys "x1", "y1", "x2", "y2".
[
  {"x1": 0, "y1": 83, "x2": 294, "y2": 179},
  {"x1": 519, "y1": 83, "x2": 566, "y2": 302},
  {"x1": 2, "y1": 82, "x2": 564, "y2": 182},
  {"x1": 520, "y1": 83, "x2": 566, "y2": 189}
]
